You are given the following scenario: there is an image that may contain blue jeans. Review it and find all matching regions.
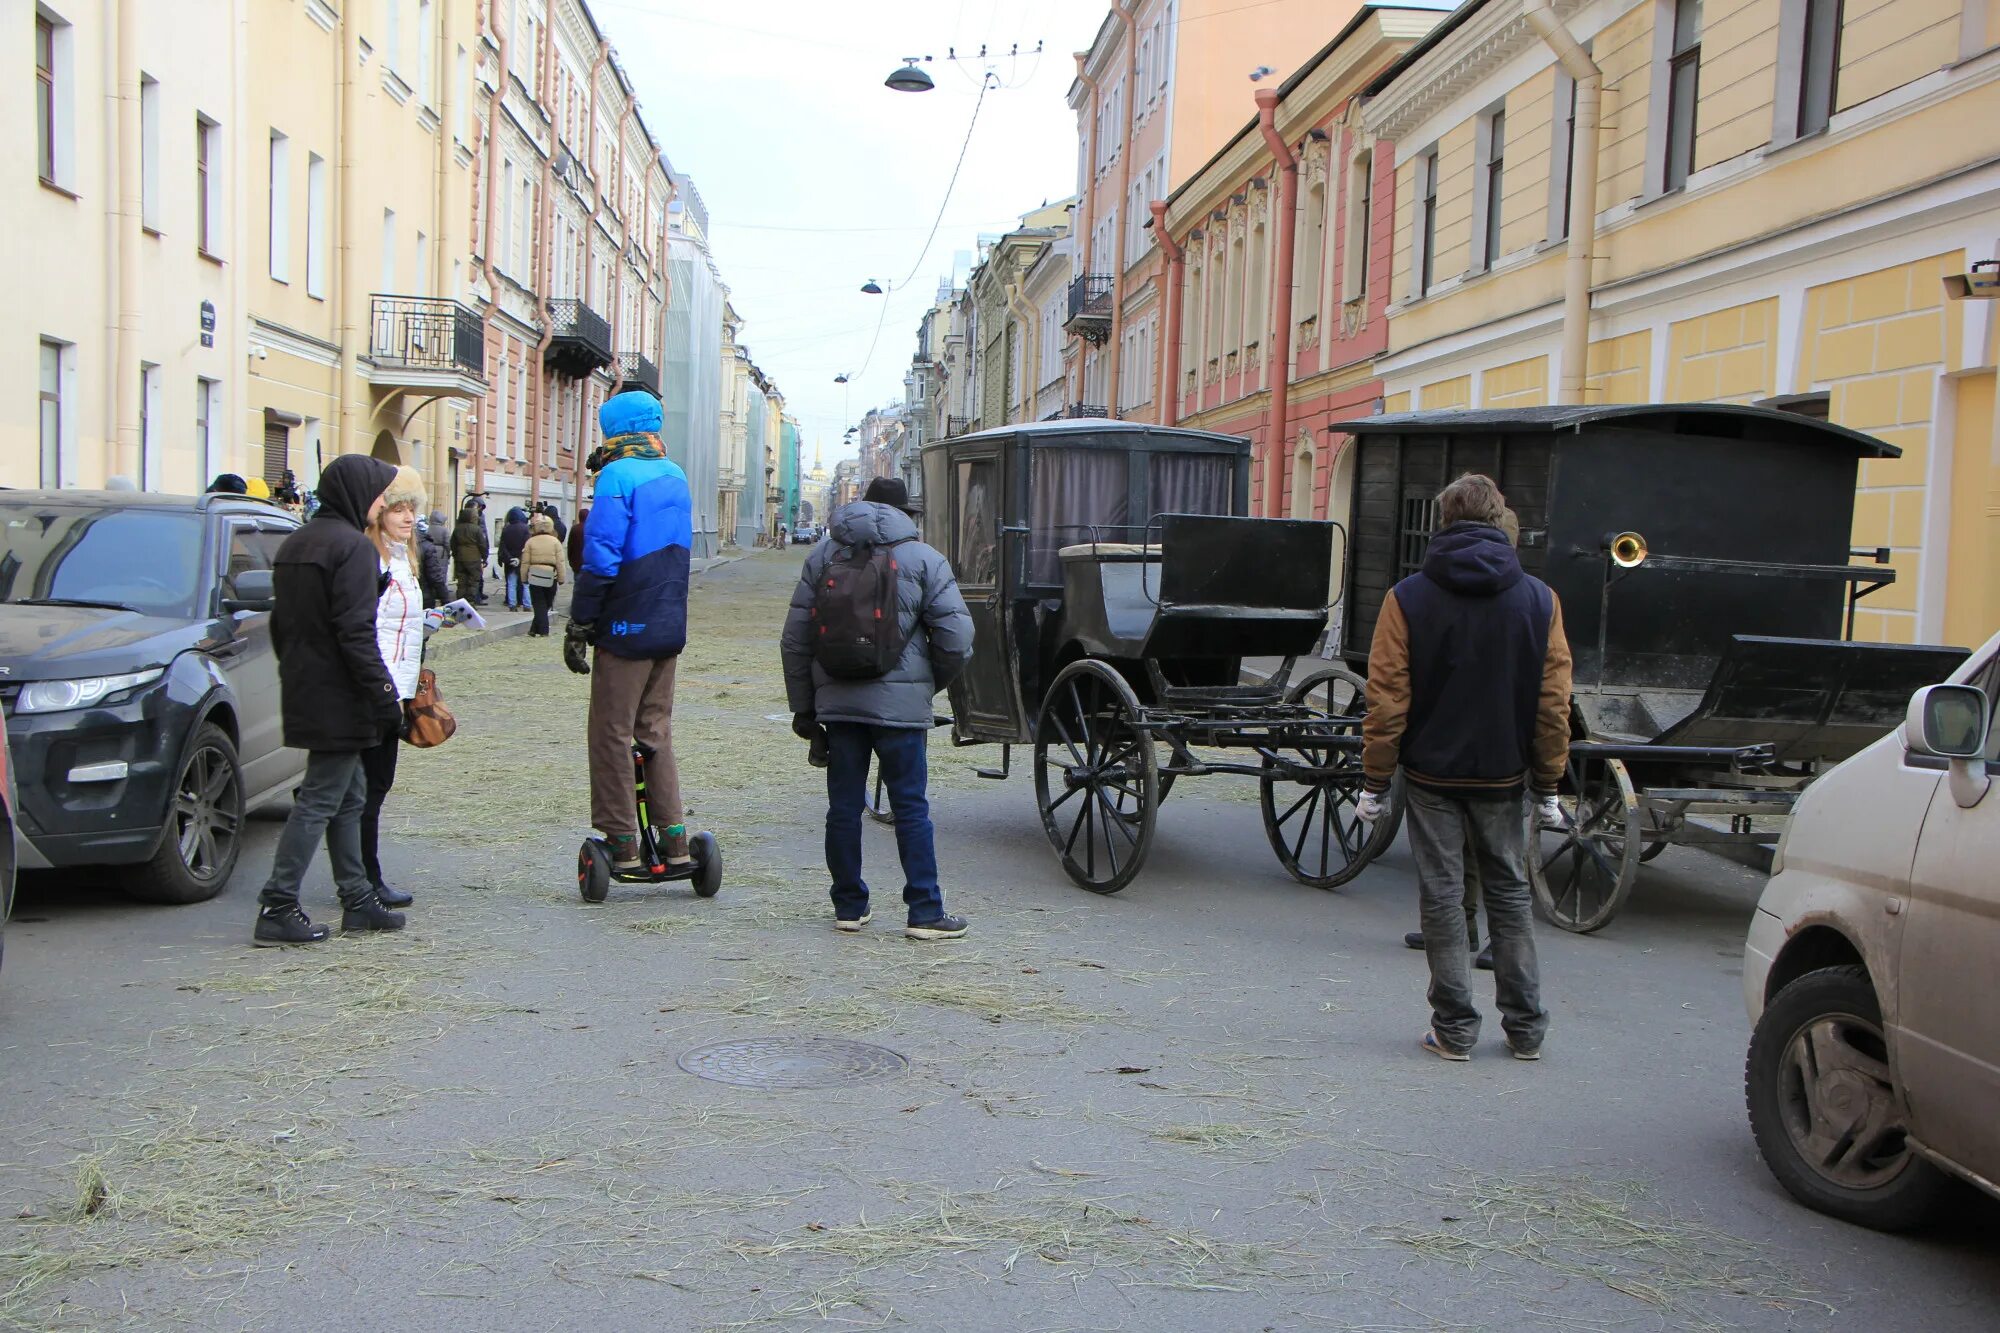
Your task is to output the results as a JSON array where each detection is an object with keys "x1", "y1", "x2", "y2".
[
  {"x1": 505, "y1": 568, "x2": 525, "y2": 608},
  {"x1": 825, "y1": 723, "x2": 943, "y2": 925}
]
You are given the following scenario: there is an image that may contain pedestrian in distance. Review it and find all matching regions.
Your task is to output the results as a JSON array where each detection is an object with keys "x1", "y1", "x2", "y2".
[
  {"x1": 521, "y1": 512, "x2": 565, "y2": 637},
  {"x1": 417, "y1": 508, "x2": 452, "y2": 609},
  {"x1": 499, "y1": 506, "x2": 532, "y2": 611},
  {"x1": 540, "y1": 500, "x2": 569, "y2": 542},
  {"x1": 451, "y1": 499, "x2": 489, "y2": 605},
  {"x1": 252, "y1": 454, "x2": 409, "y2": 945},
  {"x1": 781, "y1": 476, "x2": 974, "y2": 940},
  {"x1": 565, "y1": 390, "x2": 697, "y2": 875},
  {"x1": 1360, "y1": 474, "x2": 1571, "y2": 1061},
  {"x1": 207, "y1": 473, "x2": 250, "y2": 495},
  {"x1": 359, "y1": 466, "x2": 428, "y2": 911},
  {"x1": 566, "y1": 506, "x2": 589, "y2": 575}
]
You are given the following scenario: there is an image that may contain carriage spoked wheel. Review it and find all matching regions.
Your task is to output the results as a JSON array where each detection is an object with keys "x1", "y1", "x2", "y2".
[
  {"x1": 1034, "y1": 659, "x2": 1159, "y2": 895},
  {"x1": 1258, "y1": 666, "x2": 1401, "y2": 889},
  {"x1": 863, "y1": 762, "x2": 894, "y2": 826},
  {"x1": 1530, "y1": 755, "x2": 1643, "y2": 933}
]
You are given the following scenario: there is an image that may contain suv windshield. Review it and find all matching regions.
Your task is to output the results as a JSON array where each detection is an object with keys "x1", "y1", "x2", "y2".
[{"x1": 0, "y1": 505, "x2": 206, "y2": 617}]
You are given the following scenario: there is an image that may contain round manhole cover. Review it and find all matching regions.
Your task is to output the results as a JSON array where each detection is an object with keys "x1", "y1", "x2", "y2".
[{"x1": 677, "y1": 1036, "x2": 908, "y2": 1089}]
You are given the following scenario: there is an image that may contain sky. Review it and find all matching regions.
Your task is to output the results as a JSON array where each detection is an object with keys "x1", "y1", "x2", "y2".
[{"x1": 585, "y1": 0, "x2": 1111, "y2": 470}]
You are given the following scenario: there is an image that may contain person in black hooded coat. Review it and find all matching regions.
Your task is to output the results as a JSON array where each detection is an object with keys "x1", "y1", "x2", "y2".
[
  {"x1": 498, "y1": 506, "x2": 532, "y2": 610},
  {"x1": 253, "y1": 454, "x2": 409, "y2": 946}
]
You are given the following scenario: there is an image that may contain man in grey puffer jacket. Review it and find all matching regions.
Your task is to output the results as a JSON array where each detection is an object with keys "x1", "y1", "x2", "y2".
[{"x1": 781, "y1": 478, "x2": 974, "y2": 939}]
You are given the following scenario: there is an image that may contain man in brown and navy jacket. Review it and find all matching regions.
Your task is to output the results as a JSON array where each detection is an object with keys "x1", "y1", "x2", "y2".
[{"x1": 1360, "y1": 473, "x2": 1572, "y2": 1062}]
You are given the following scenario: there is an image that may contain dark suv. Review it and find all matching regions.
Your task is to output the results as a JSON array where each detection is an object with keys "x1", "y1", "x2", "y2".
[{"x1": 0, "y1": 492, "x2": 305, "y2": 903}]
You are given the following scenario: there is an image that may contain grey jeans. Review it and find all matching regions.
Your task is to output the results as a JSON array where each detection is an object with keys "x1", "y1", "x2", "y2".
[
  {"x1": 257, "y1": 749, "x2": 372, "y2": 912},
  {"x1": 1405, "y1": 787, "x2": 1548, "y2": 1053}
]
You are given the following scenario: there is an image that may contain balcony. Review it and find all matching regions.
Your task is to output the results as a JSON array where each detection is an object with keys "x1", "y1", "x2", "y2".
[
  {"x1": 618, "y1": 351, "x2": 661, "y2": 397},
  {"x1": 545, "y1": 298, "x2": 614, "y2": 379},
  {"x1": 1057, "y1": 403, "x2": 1109, "y2": 420},
  {"x1": 1064, "y1": 273, "x2": 1114, "y2": 344},
  {"x1": 363, "y1": 295, "x2": 486, "y2": 398},
  {"x1": 947, "y1": 416, "x2": 973, "y2": 437}
]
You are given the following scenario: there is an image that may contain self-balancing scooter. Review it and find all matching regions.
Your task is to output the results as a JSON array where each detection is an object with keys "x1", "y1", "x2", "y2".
[{"x1": 577, "y1": 742, "x2": 722, "y2": 902}]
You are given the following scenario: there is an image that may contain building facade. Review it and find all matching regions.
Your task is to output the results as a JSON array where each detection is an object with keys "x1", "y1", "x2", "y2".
[
  {"x1": 1365, "y1": 0, "x2": 2000, "y2": 645},
  {"x1": 664, "y1": 176, "x2": 725, "y2": 555}
]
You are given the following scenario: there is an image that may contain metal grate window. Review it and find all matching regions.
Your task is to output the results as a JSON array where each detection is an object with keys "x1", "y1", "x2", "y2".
[{"x1": 1399, "y1": 493, "x2": 1438, "y2": 576}]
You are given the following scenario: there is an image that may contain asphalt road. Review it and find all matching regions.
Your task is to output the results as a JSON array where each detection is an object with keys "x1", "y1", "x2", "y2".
[{"x1": 2, "y1": 551, "x2": 1995, "y2": 1332}]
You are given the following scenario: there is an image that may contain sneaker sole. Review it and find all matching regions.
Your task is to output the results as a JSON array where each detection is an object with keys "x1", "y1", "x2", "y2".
[
  {"x1": 905, "y1": 924, "x2": 967, "y2": 940},
  {"x1": 835, "y1": 913, "x2": 873, "y2": 932},
  {"x1": 1506, "y1": 1046, "x2": 1542, "y2": 1061},
  {"x1": 251, "y1": 936, "x2": 325, "y2": 948},
  {"x1": 1421, "y1": 1032, "x2": 1471, "y2": 1062}
]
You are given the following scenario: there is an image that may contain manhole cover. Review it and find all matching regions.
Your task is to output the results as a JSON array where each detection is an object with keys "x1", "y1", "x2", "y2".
[{"x1": 677, "y1": 1036, "x2": 908, "y2": 1089}]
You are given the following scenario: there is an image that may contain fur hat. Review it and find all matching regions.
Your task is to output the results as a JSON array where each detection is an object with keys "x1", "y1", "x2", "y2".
[
  {"x1": 529, "y1": 513, "x2": 554, "y2": 536},
  {"x1": 380, "y1": 464, "x2": 427, "y2": 512}
]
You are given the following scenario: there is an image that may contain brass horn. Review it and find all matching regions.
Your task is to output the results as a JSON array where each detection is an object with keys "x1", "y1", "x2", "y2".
[{"x1": 1606, "y1": 531, "x2": 1648, "y2": 568}]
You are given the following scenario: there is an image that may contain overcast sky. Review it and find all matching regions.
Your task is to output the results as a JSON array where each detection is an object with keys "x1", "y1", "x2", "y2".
[{"x1": 587, "y1": 0, "x2": 1110, "y2": 468}]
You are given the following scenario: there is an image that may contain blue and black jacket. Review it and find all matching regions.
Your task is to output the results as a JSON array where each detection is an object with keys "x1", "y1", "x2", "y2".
[{"x1": 570, "y1": 393, "x2": 693, "y2": 661}]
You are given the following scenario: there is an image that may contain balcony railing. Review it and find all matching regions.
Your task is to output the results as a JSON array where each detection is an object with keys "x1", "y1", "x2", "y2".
[
  {"x1": 545, "y1": 298, "x2": 614, "y2": 378},
  {"x1": 946, "y1": 416, "x2": 973, "y2": 436},
  {"x1": 618, "y1": 351, "x2": 661, "y2": 397},
  {"x1": 1064, "y1": 273, "x2": 1114, "y2": 343},
  {"x1": 369, "y1": 295, "x2": 484, "y2": 376},
  {"x1": 1058, "y1": 403, "x2": 1109, "y2": 420}
]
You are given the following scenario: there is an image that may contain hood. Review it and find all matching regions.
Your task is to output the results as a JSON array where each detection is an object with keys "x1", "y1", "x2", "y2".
[
  {"x1": 0, "y1": 603, "x2": 194, "y2": 679},
  {"x1": 600, "y1": 389, "x2": 663, "y2": 437},
  {"x1": 315, "y1": 454, "x2": 397, "y2": 531},
  {"x1": 506, "y1": 506, "x2": 529, "y2": 525},
  {"x1": 1420, "y1": 522, "x2": 1524, "y2": 596},
  {"x1": 831, "y1": 501, "x2": 918, "y2": 548}
]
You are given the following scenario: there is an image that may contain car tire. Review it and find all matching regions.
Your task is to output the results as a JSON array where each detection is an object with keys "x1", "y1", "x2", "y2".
[
  {"x1": 1745, "y1": 964, "x2": 1957, "y2": 1231},
  {"x1": 124, "y1": 724, "x2": 245, "y2": 906}
]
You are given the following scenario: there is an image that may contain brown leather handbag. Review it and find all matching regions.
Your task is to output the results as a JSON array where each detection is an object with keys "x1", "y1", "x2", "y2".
[{"x1": 404, "y1": 668, "x2": 458, "y2": 748}]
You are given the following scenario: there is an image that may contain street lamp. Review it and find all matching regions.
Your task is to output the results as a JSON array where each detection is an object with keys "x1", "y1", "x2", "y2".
[
  {"x1": 833, "y1": 373, "x2": 849, "y2": 383},
  {"x1": 860, "y1": 279, "x2": 884, "y2": 295},
  {"x1": 885, "y1": 58, "x2": 935, "y2": 93}
]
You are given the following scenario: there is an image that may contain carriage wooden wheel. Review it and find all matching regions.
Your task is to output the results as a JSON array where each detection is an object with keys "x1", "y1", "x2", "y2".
[
  {"x1": 1033, "y1": 659, "x2": 1159, "y2": 894},
  {"x1": 1531, "y1": 754, "x2": 1643, "y2": 933},
  {"x1": 1258, "y1": 665, "x2": 1402, "y2": 889}
]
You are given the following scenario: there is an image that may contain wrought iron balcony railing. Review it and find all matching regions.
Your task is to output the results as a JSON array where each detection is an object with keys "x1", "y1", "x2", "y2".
[
  {"x1": 946, "y1": 416, "x2": 973, "y2": 436},
  {"x1": 1059, "y1": 403, "x2": 1109, "y2": 419},
  {"x1": 618, "y1": 351, "x2": 661, "y2": 397},
  {"x1": 1064, "y1": 274, "x2": 1114, "y2": 343},
  {"x1": 545, "y1": 298, "x2": 614, "y2": 378},
  {"x1": 369, "y1": 295, "x2": 484, "y2": 376}
]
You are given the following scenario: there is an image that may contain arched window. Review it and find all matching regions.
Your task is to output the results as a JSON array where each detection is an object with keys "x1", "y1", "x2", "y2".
[
  {"x1": 1297, "y1": 177, "x2": 1326, "y2": 329},
  {"x1": 1291, "y1": 432, "x2": 1315, "y2": 520}
]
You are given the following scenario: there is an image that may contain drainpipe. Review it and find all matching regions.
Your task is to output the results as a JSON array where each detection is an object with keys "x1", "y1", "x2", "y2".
[
  {"x1": 1523, "y1": 0, "x2": 1602, "y2": 405},
  {"x1": 1104, "y1": 2, "x2": 1138, "y2": 415},
  {"x1": 526, "y1": 0, "x2": 558, "y2": 507},
  {"x1": 109, "y1": 0, "x2": 141, "y2": 481},
  {"x1": 1149, "y1": 200, "x2": 1184, "y2": 427},
  {"x1": 474, "y1": 0, "x2": 511, "y2": 497},
  {"x1": 335, "y1": 0, "x2": 364, "y2": 463},
  {"x1": 1005, "y1": 271, "x2": 1038, "y2": 424},
  {"x1": 1255, "y1": 88, "x2": 1298, "y2": 518},
  {"x1": 1071, "y1": 56, "x2": 1099, "y2": 406}
]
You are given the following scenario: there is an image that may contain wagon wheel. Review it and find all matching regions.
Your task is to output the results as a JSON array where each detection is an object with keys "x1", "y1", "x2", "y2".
[
  {"x1": 1034, "y1": 659, "x2": 1158, "y2": 895},
  {"x1": 1531, "y1": 755, "x2": 1643, "y2": 933},
  {"x1": 1258, "y1": 666, "x2": 1400, "y2": 889}
]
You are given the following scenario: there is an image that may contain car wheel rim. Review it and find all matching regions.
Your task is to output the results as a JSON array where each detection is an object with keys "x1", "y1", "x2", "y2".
[
  {"x1": 173, "y1": 746, "x2": 239, "y2": 883},
  {"x1": 1776, "y1": 1011, "x2": 1914, "y2": 1191}
]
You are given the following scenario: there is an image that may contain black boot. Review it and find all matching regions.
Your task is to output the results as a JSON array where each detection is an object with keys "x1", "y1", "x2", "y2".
[
  {"x1": 374, "y1": 882, "x2": 414, "y2": 908},
  {"x1": 254, "y1": 904, "x2": 328, "y2": 947},
  {"x1": 342, "y1": 892, "x2": 407, "y2": 933}
]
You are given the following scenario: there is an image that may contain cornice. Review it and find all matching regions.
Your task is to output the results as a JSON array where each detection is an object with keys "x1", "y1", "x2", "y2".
[{"x1": 1364, "y1": 0, "x2": 1590, "y2": 143}]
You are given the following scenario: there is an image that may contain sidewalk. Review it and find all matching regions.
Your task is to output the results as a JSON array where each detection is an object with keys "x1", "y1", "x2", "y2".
[{"x1": 427, "y1": 550, "x2": 748, "y2": 662}]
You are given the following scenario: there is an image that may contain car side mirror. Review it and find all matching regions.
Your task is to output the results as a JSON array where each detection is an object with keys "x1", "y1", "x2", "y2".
[
  {"x1": 223, "y1": 568, "x2": 276, "y2": 614},
  {"x1": 1905, "y1": 683, "x2": 1991, "y2": 808}
]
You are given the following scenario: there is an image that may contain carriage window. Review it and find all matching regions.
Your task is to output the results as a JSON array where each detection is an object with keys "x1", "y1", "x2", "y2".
[
  {"x1": 1398, "y1": 491, "x2": 1438, "y2": 576},
  {"x1": 1148, "y1": 453, "x2": 1233, "y2": 523},
  {"x1": 956, "y1": 460, "x2": 1000, "y2": 586},
  {"x1": 1029, "y1": 447, "x2": 1130, "y2": 585}
]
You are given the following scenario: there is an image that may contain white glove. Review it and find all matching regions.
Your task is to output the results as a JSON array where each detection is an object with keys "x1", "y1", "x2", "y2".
[
  {"x1": 1356, "y1": 790, "x2": 1389, "y2": 824},
  {"x1": 1537, "y1": 794, "x2": 1566, "y2": 830}
]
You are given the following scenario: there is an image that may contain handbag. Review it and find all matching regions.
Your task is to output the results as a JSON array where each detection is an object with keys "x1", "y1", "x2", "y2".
[
  {"x1": 526, "y1": 565, "x2": 558, "y2": 588},
  {"x1": 404, "y1": 668, "x2": 458, "y2": 748}
]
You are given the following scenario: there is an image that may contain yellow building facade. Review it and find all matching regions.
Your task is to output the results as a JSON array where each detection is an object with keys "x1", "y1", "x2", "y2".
[{"x1": 1367, "y1": 0, "x2": 2000, "y2": 645}]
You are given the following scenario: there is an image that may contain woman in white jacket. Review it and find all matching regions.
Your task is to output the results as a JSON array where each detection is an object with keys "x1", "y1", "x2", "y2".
[{"x1": 361, "y1": 466, "x2": 427, "y2": 909}]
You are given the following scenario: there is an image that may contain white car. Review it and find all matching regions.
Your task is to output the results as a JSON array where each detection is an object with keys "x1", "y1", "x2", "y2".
[{"x1": 1743, "y1": 627, "x2": 2000, "y2": 1230}]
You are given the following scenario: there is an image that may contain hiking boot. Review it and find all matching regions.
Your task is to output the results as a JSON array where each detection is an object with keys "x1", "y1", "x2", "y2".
[
  {"x1": 1403, "y1": 931, "x2": 1424, "y2": 950},
  {"x1": 374, "y1": 882, "x2": 414, "y2": 909},
  {"x1": 341, "y1": 895, "x2": 407, "y2": 933},
  {"x1": 253, "y1": 904, "x2": 328, "y2": 947},
  {"x1": 905, "y1": 913, "x2": 968, "y2": 941},
  {"x1": 606, "y1": 833, "x2": 643, "y2": 873},
  {"x1": 835, "y1": 911, "x2": 873, "y2": 933},
  {"x1": 1421, "y1": 1029, "x2": 1471, "y2": 1062}
]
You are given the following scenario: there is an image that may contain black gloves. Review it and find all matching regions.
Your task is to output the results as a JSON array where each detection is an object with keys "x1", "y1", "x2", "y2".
[
  {"x1": 563, "y1": 620, "x2": 595, "y2": 676},
  {"x1": 790, "y1": 712, "x2": 820, "y2": 741}
]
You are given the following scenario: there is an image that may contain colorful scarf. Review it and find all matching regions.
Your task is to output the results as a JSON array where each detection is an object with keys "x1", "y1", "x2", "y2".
[{"x1": 597, "y1": 432, "x2": 666, "y2": 468}]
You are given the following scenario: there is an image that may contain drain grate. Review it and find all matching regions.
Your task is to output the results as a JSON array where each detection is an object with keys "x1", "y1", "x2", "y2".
[{"x1": 677, "y1": 1036, "x2": 908, "y2": 1089}]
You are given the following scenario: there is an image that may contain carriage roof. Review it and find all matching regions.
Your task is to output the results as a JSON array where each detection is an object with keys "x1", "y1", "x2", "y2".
[
  {"x1": 925, "y1": 419, "x2": 1250, "y2": 452},
  {"x1": 1335, "y1": 403, "x2": 1901, "y2": 457}
]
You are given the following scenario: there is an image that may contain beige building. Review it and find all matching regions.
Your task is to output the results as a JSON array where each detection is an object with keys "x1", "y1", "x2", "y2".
[
  {"x1": 17, "y1": 0, "x2": 247, "y2": 491},
  {"x1": 1365, "y1": 0, "x2": 2000, "y2": 646}
]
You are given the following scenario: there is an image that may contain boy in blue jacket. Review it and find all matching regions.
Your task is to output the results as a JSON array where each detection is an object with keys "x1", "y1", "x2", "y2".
[{"x1": 565, "y1": 390, "x2": 695, "y2": 872}]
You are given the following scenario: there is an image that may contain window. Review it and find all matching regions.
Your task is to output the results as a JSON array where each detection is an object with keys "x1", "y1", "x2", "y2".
[
  {"x1": 415, "y1": 231, "x2": 428, "y2": 295},
  {"x1": 386, "y1": 0, "x2": 402, "y2": 75},
  {"x1": 1226, "y1": 233, "x2": 1245, "y2": 354},
  {"x1": 1798, "y1": 0, "x2": 1841, "y2": 137},
  {"x1": 268, "y1": 131, "x2": 291, "y2": 281},
  {"x1": 500, "y1": 160, "x2": 516, "y2": 272},
  {"x1": 1416, "y1": 147, "x2": 1439, "y2": 295},
  {"x1": 140, "y1": 76, "x2": 161, "y2": 230},
  {"x1": 39, "y1": 339, "x2": 66, "y2": 488},
  {"x1": 139, "y1": 364, "x2": 161, "y2": 490},
  {"x1": 418, "y1": 0, "x2": 435, "y2": 104},
  {"x1": 196, "y1": 114, "x2": 221, "y2": 256},
  {"x1": 1345, "y1": 151, "x2": 1372, "y2": 303},
  {"x1": 196, "y1": 378, "x2": 220, "y2": 482},
  {"x1": 1297, "y1": 175, "x2": 1326, "y2": 327},
  {"x1": 1665, "y1": 0, "x2": 1702, "y2": 191},
  {"x1": 453, "y1": 45, "x2": 469, "y2": 141},
  {"x1": 515, "y1": 176, "x2": 533, "y2": 275},
  {"x1": 1478, "y1": 109, "x2": 1506, "y2": 271},
  {"x1": 306, "y1": 152, "x2": 328, "y2": 298},
  {"x1": 381, "y1": 207, "x2": 397, "y2": 294},
  {"x1": 1245, "y1": 216, "x2": 1268, "y2": 353},
  {"x1": 36, "y1": 14, "x2": 57, "y2": 183},
  {"x1": 1552, "y1": 69, "x2": 1578, "y2": 240}
]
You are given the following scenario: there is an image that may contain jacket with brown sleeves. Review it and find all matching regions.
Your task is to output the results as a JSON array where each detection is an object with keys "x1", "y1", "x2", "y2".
[{"x1": 1361, "y1": 521, "x2": 1572, "y2": 799}]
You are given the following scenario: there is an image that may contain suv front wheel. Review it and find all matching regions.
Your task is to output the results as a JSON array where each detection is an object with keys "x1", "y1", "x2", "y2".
[
  {"x1": 1746, "y1": 964, "x2": 1956, "y2": 1231},
  {"x1": 124, "y1": 724, "x2": 244, "y2": 905}
]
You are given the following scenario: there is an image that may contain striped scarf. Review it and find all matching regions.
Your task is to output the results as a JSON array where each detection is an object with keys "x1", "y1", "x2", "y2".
[{"x1": 599, "y1": 432, "x2": 666, "y2": 465}]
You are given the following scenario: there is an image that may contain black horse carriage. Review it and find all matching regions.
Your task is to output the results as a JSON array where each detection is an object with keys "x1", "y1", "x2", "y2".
[
  {"x1": 1328, "y1": 403, "x2": 1969, "y2": 932},
  {"x1": 920, "y1": 419, "x2": 1390, "y2": 894}
]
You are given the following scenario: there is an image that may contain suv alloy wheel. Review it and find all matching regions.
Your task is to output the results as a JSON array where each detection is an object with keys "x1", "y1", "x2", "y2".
[{"x1": 125, "y1": 724, "x2": 244, "y2": 905}]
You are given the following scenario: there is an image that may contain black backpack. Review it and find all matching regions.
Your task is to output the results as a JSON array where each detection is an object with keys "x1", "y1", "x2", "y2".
[{"x1": 812, "y1": 539, "x2": 909, "y2": 679}]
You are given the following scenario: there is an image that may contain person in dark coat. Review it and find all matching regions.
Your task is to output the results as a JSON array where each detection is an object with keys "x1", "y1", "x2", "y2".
[
  {"x1": 417, "y1": 509, "x2": 452, "y2": 608},
  {"x1": 253, "y1": 454, "x2": 409, "y2": 946},
  {"x1": 207, "y1": 473, "x2": 249, "y2": 495},
  {"x1": 566, "y1": 507, "x2": 589, "y2": 575},
  {"x1": 499, "y1": 506, "x2": 532, "y2": 611},
  {"x1": 451, "y1": 499, "x2": 489, "y2": 604},
  {"x1": 543, "y1": 502, "x2": 568, "y2": 542}
]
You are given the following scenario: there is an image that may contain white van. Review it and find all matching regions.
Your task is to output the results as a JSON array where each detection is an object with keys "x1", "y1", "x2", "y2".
[{"x1": 1743, "y1": 627, "x2": 2000, "y2": 1230}]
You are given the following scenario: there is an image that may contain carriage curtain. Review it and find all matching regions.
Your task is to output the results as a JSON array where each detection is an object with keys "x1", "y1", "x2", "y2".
[
  {"x1": 1147, "y1": 454, "x2": 1234, "y2": 526},
  {"x1": 1028, "y1": 448, "x2": 1129, "y2": 585}
]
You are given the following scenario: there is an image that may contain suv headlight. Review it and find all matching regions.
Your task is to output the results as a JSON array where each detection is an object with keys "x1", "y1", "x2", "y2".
[{"x1": 15, "y1": 668, "x2": 165, "y2": 714}]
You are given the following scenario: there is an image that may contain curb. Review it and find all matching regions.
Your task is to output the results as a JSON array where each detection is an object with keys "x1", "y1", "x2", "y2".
[{"x1": 427, "y1": 552, "x2": 748, "y2": 661}]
